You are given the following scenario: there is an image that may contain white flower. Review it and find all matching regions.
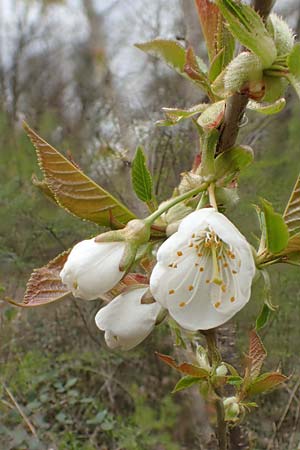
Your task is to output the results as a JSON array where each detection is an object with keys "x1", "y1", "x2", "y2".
[
  {"x1": 95, "y1": 287, "x2": 162, "y2": 350},
  {"x1": 60, "y1": 238, "x2": 126, "y2": 300},
  {"x1": 150, "y1": 208, "x2": 256, "y2": 331}
]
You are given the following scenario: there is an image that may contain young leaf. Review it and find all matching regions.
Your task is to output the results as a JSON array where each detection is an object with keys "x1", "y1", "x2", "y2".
[
  {"x1": 172, "y1": 376, "x2": 201, "y2": 393},
  {"x1": 24, "y1": 123, "x2": 136, "y2": 227},
  {"x1": 261, "y1": 198, "x2": 289, "y2": 254},
  {"x1": 194, "y1": 0, "x2": 235, "y2": 67},
  {"x1": 247, "y1": 98, "x2": 286, "y2": 115},
  {"x1": 246, "y1": 372, "x2": 287, "y2": 396},
  {"x1": 156, "y1": 103, "x2": 208, "y2": 127},
  {"x1": 288, "y1": 43, "x2": 300, "y2": 78},
  {"x1": 183, "y1": 46, "x2": 209, "y2": 91},
  {"x1": 135, "y1": 39, "x2": 186, "y2": 73},
  {"x1": 131, "y1": 147, "x2": 153, "y2": 202},
  {"x1": 215, "y1": 144, "x2": 254, "y2": 185},
  {"x1": 283, "y1": 174, "x2": 300, "y2": 235},
  {"x1": 256, "y1": 303, "x2": 271, "y2": 331},
  {"x1": 2, "y1": 251, "x2": 71, "y2": 308},
  {"x1": 216, "y1": 0, "x2": 277, "y2": 68},
  {"x1": 246, "y1": 330, "x2": 267, "y2": 379},
  {"x1": 156, "y1": 352, "x2": 210, "y2": 378}
]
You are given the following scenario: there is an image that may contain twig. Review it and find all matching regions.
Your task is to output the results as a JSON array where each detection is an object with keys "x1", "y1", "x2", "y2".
[{"x1": 2, "y1": 382, "x2": 38, "y2": 438}]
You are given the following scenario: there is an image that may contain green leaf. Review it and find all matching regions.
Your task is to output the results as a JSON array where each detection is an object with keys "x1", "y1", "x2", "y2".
[
  {"x1": 227, "y1": 376, "x2": 244, "y2": 386},
  {"x1": 183, "y1": 46, "x2": 209, "y2": 91},
  {"x1": 246, "y1": 372, "x2": 287, "y2": 396},
  {"x1": 135, "y1": 39, "x2": 186, "y2": 73},
  {"x1": 247, "y1": 98, "x2": 286, "y2": 115},
  {"x1": 24, "y1": 122, "x2": 136, "y2": 227},
  {"x1": 283, "y1": 173, "x2": 300, "y2": 235},
  {"x1": 197, "y1": 101, "x2": 225, "y2": 130},
  {"x1": 131, "y1": 147, "x2": 153, "y2": 202},
  {"x1": 287, "y1": 74, "x2": 300, "y2": 101},
  {"x1": 215, "y1": 145, "x2": 254, "y2": 185},
  {"x1": 288, "y1": 43, "x2": 300, "y2": 78},
  {"x1": 172, "y1": 376, "x2": 201, "y2": 393},
  {"x1": 261, "y1": 198, "x2": 289, "y2": 254},
  {"x1": 156, "y1": 103, "x2": 208, "y2": 127},
  {"x1": 216, "y1": 0, "x2": 277, "y2": 68},
  {"x1": 256, "y1": 303, "x2": 271, "y2": 331}
]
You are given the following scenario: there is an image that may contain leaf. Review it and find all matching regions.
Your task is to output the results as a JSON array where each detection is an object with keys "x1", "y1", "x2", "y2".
[
  {"x1": 246, "y1": 372, "x2": 287, "y2": 396},
  {"x1": 247, "y1": 98, "x2": 286, "y2": 115},
  {"x1": 197, "y1": 100, "x2": 225, "y2": 130},
  {"x1": 287, "y1": 74, "x2": 300, "y2": 101},
  {"x1": 288, "y1": 43, "x2": 300, "y2": 78},
  {"x1": 24, "y1": 122, "x2": 136, "y2": 227},
  {"x1": 156, "y1": 103, "x2": 208, "y2": 127},
  {"x1": 2, "y1": 251, "x2": 71, "y2": 308},
  {"x1": 194, "y1": 0, "x2": 235, "y2": 65},
  {"x1": 256, "y1": 303, "x2": 271, "y2": 330},
  {"x1": 216, "y1": 0, "x2": 277, "y2": 68},
  {"x1": 246, "y1": 330, "x2": 267, "y2": 379},
  {"x1": 156, "y1": 353, "x2": 210, "y2": 378},
  {"x1": 283, "y1": 174, "x2": 300, "y2": 235},
  {"x1": 31, "y1": 174, "x2": 58, "y2": 204},
  {"x1": 135, "y1": 39, "x2": 186, "y2": 73},
  {"x1": 215, "y1": 145, "x2": 254, "y2": 184},
  {"x1": 183, "y1": 46, "x2": 209, "y2": 90},
  {"x1": 261, "y1": 198, "x2": 289, "y2": 254},
  {"x1": 227, "y1": 376, "x2": 244, "y2": 386},
  {"x1": 131, "y1": 147, "x2": 153, "y2": 202},
  {"x1": 172, "y1": 376, "x2": 201, "y2": 393}
]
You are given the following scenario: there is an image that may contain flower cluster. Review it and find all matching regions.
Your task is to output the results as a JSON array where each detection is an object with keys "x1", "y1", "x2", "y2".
[{"x1": 60, "y1": 208, "x2": 256, "y2": 350}]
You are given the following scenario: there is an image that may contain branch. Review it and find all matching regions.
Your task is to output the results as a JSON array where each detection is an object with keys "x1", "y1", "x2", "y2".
[{"x1": 217, "y1": 0, "x2": 276, "y2": 153}]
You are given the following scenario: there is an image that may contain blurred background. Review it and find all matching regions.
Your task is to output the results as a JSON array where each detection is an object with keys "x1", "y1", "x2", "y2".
[{"x1": 0, "y1": 0, "x2": 300, "y2": 449}]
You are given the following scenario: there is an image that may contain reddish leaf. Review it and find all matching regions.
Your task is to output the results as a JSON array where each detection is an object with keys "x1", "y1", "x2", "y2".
[
  {"x1": 156, "y1": 352, "x2": 209, "y2": 378},
  {"x1": 100, "y1": 273, "x2": 149, "y2": 302},
  {"x1": 246, "y1": 330, "x2": 267, "y2": 378},
  {"x1": 184, "y1": 47, "x2": 207, "y2": 85},
  {"x1": 246, "y1": 372, "x2": 287, "y2": 396}
]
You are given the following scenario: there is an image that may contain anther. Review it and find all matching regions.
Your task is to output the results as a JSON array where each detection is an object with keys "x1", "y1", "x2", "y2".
[
  {"x1": 179, "y1": 302, "x2": 186, "y2": 308},
  {"x1": 188, "y1": 285, "x2": 194, "y2": 291},
  {"x1": 177, "y1": 251, "x2": 183, "y2": 257},
  {"x1": 214, "y1": 301, "x2": 221, "y2": 309},
  {"x1": 169, "y1": 289, "x2": 175, "y2": 295},
  {"x1": 230, "y1": 296, "x2": 235, "y2": 303},
  {"x1": 199, "y1": 267, "x2": 204, "y2": 272}
]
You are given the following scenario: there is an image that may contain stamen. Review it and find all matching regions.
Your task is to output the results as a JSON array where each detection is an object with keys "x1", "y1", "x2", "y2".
[
  {"x1": 194, "y1": 263, "x2": 199, "y2": 267},
  {"x1": 230, "y1": 296, "x2": 235, "y2": 303},
  {"x1": 179, "y1": 302, "x2": 186, "y2": 308},
  {"x1": 221, "y1": 284, "x2": 227, "y2": 293},
  {"x1": 211, "y1": 244, "x2": 223, "y2": 285},
  {"x1": 199, "y1": 267, "x2": 204, "y2": 272},
  {"x1": 192, "y1": 233, "x2": 195, "y2": 238},
  {"x1": 214, "y1": 301, "x2": 221, "y2": 309},
  {"x1": 206, "y1": 279, "x2": 210, "y2": 284},
  {"x1": 169, "y1": 289, "x2": 175, "y2": 295},
  {"x1": 177, "y1": 251, "x2": 183, "y2": 257},
  {"x1": 223, "y1": 262, "x2": 228, "y2": 268},
  {"x1": 73, "y1": 281, "x2": 78, "y2": 289},
  {"x1": 188, "y1": 285, "x2": 194, "y2": 291},
  {"x1": 232, "y1": 270, "x2": 237, "y2": 274}
]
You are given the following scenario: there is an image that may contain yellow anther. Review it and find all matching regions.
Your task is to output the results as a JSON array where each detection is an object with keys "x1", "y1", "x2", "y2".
[
  {"x1": 206, "y1": 279, "x2": 210, "y2": 284},
  {"x1": 232, "y1": 270, "x2": 237, "y2": 274},
  {"x1": 169, "y1": 289, "x2": 175, "y2": 295},
  {"x1": 214, "y1": 301, "x2": 221, "y2": 309},
  {"x1": 221, "y1": 284, "x2": 227, "y2": 293},
  {"x1": 189, "y1": 242, "x2": 193, "y2": 247},
  {"x1": 188, "y1": 285, "x2": 194, "y2": 291},
  {"x1": 230, "y1": 296, "x2": 235, "y2": 303},
  {"x1": 192, "y1": 233, "x2": 195, "y2": 238},
  {"x1": 177, "y1": 251, "x2": 183, "y2": 257},
  {"x1": 195, "y1": 263, "x2": 199, "y2": 267},
  {"x1": 199, "y1": 267, "x2": 204, "y2": 272},
  {"x1": 224, "y1": 262, "x2": 228, "y2": 268},
  {"x1": 73, "y1": 281, "x2": 78, "y2": 289},
  {"x1": 198, "y1": 252, "x2": 203, "y2": 257},
  {"x1": 179, "y1": 302, "x2": 186, "y2": 308}
]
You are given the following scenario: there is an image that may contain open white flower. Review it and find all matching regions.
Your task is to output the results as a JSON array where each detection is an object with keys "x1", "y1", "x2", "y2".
[
  {"x1": 95, "y1": 287, "x2": 162, "y2": 350},
  {"x1": 150, "y1": 208, "x2": 256, "y2": 331},
  {"x1": 60, "y1": 239, "x2": 126, "y2": 300}
]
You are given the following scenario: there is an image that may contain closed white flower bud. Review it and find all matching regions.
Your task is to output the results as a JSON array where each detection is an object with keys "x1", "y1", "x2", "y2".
[
  {"x1": 95, "y1": 287, "x2": 162, "y2": 350},
  {"x1": 150, "y1": 208, "x2": 256, "y2": 331},
  {"x1": 216, "y1": 363, "x2": 228, "y2": 377},
  {"x1": 267, "y1": 14, "x2": 295, "y2": 56},
  {"x1": 60, "y1": 239, "x2": 126, "y2": 300},
  {"x1": 223, "y1": 396, "x2": 240, "y2": 420}
]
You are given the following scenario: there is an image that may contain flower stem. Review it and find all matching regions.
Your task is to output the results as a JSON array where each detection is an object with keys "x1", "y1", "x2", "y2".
[
  {"x1": 203, "y1": 330, "x2": 228, "y2": 450},
  {"x1": 208, "y1": 183, "x2": 218, "y2": 210},
  {"x1": 144, "y1": 183, "x2": 208, "y2": 225}
]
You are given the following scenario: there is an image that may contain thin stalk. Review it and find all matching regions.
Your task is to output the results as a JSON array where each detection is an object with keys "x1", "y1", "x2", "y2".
[
  {"x1": 208, "y1": 183, "x2": 218, "y2": 210},
  {"x1": 144, "y1": 182, "x2": 208, "y2": 225}
]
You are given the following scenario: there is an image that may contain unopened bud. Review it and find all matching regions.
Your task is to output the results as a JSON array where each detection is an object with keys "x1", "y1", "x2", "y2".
[
  {"x1": 223, "y1": 396, "x2": 240, "y2": 421},
  {"x1": 216, "y1": 363, "x2": 228, "y2": 377},
  {"x1": 196, "y1": 346, "x2": 211, "y2": 372},
  {"x1": 267, "y1": 14, "x2": 295, "y2": 56}
]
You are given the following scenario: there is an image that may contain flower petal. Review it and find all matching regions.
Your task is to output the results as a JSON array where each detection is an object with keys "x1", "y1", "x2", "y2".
[{"x1": 95, "y1": 287, "x2": 162, "y2": 350}]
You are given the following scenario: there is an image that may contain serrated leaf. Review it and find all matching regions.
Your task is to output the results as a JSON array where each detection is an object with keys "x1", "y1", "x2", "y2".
[
  {"x1": 283, "y1": 174, "x2": 300, "y2": 235},
  {"x1": 195, "y1": 0, "x2": 235, "y2": 66},
  {"x1": 24, "y1": 122, "x2": 136, "y2": 227},
  {"x1": 135, "y1": 39, "x2": 186, "y2": 73},
  {"x1": 172, "y1": 376, "x2": 201, "y2": 393},
  {"x1": 247, "y1": 98, "x2": 286, "y2": 115},
  {"x1": 183, "y1": 46, "x2": 209, "y2": 91},
  {"x1": 227, "y1": 375, "x2": 244, "y2": 386},
  {"x1": 256, "y1": 303, "x2": 271, "y2": 331},
  {"x1": 288, "y1": 43, "x2": 300, "y2": 78},
  {"x1": 131, "y1": 147, "x2": 153, "y2": 202},
  {"x1": 216, "y1": 0, "x2": 277, "y2": 68},
  {"x1": 246, "y1": 330, "x2": 266, "y2": 379},
  {"x1": 31, "y1": 174, "x2": 58, "y2": 204},
  {"x1": 2, "y1": 251, "x2": 71, "y2": 308},
  {"x1": 156, "y1": 352, "x2": 210, "y2": 378},
  {"x1": 261, "y1": 198, "x2": 289, "y2": 254},
  {"x1": 246, "y1": 372, "x2": 287, "y2": 396},
  {"x1": 215, "y1": 144, "x2": 254, "y2": 185}
]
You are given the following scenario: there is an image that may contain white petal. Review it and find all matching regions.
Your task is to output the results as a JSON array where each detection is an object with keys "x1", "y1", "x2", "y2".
[
  {"x1": 95, "y1": 287, "x2": 162, "y2": 350},
  {"x1": 60, "y1": 239, "x2": 125, "y2": 300}
]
